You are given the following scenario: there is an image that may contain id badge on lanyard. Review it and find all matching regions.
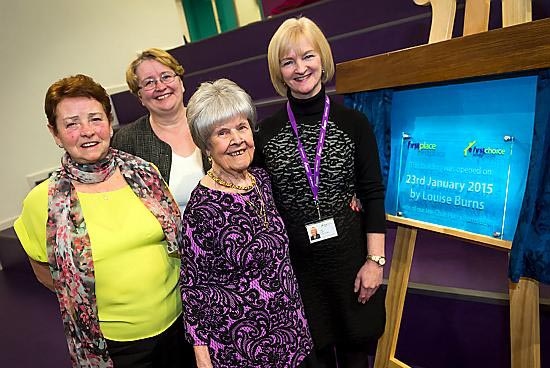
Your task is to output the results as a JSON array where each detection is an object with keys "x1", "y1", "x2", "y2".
[{"x1": 287, "y1": 96, "x2": 339, "y2": 245}]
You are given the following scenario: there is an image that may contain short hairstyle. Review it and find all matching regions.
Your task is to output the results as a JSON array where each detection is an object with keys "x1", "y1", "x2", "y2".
[
  {"x1": 267, "y1": 16, "x2": 335, "y2": 96},
  {"x1": 187, "y1": 79, "x2": 256, "y2": 153},
  {"x1": 44, "y1": 74, "x2": 113, "y2": 133},
  {"x1": 126, "y1": 48, "x2": 185, "y2": 95}
]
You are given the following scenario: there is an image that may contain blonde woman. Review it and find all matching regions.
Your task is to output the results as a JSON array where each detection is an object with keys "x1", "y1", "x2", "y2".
[{"x1": 255, "y1": 17, "x2": 387, "y2": 367}]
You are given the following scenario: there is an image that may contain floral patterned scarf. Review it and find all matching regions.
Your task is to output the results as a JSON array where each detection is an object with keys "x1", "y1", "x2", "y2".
[{"x1": 46, "y1": 148, "x2": 181, "y2": 367}]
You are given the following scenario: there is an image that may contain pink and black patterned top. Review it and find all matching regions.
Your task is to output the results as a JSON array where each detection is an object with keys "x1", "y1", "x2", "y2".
[{"x1": 180, "y1": 167, "x2": 313, "y2": 367}]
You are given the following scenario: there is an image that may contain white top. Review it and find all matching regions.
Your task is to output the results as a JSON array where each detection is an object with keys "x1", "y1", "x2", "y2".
[{"x1": 169, "y1": 147, "x2": 204, "y2": 212}]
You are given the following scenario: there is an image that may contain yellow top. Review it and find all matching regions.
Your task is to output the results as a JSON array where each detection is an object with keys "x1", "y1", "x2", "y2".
[{"x1": 14, "y1": 179, "x2": 182, "y2": 341}]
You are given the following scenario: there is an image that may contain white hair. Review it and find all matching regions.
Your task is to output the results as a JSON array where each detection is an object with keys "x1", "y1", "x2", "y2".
[{"x1": 187, "y1": 78, "x2": 256, "y2": 152}]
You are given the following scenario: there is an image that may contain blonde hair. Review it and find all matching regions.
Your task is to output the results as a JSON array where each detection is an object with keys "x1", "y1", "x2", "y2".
[
  {"x1": 267, "y1": 17, "x2": 334, "y2": 96},
  {"x1": 187, "y1": 79, "x2": 256, "y2": 152},
  {"x1": 126, "y1": 48, "x2": 184, "y2": 95}
]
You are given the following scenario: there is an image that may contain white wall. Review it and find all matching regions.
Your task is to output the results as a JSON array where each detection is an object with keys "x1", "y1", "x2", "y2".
[{"x1": 0, "y1": 0, "x2": 189, "y2": 229}]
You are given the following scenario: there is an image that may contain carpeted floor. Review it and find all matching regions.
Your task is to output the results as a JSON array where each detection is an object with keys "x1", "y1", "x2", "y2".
[
  {"x1": 0, "y1": 228, "x2": 70, "y2": 368},
  {"x1": 1, "y1": 227, "x2": 548, "y2": 368}
]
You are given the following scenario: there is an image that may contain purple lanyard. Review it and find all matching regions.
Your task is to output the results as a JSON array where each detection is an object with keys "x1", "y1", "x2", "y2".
[{"x1": 286, "y1": 95, "x2": 330, "y2": 220}]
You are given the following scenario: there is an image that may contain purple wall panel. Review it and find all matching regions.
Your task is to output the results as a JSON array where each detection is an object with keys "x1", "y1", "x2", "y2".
[
  {"x1": 180, "y1": 19, "x2": 434, "y2": 105},
  {"x1": 385, "y1": 227, "x2": 550, "y2": 298},
  {"x1": 385, "y1": 228, "x2": 511, "y2": 294},
  {"x1": 396, "y1": 289, "x2": 550, "y2": 367},
  {"x1": 170, "y1": 20, "x2": 279, "y2": 73},
  {"x1": 111, "y1": 90, "x2": 147, "y2": 127},
  {"x1": 184, "y1": 61, "x2": 273, "y2": 100},
  {"x1": 288, "y1": 0, "x2": 427, "y2": 37},
  {"x1": 396, "y1": 292, "x2": 511, "y2": 368},
  {"x1": 328, "y1": 21, "x2": 431, "y2": 63}
]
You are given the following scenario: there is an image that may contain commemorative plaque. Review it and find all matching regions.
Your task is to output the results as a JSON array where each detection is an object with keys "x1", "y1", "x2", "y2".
[{"x1": 385, "y1": 76, "x2": 537, "y2": 240}]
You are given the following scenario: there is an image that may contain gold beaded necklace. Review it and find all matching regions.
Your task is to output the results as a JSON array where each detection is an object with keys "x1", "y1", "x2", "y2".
[
  {"x1": 207, "y1": 169, "x2": 256, "y2": 191},
  {"x1": 207, "y1": 169, "x2": 268, "y2": 229}
]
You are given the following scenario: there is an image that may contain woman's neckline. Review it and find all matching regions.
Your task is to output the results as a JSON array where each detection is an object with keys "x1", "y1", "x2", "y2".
[
  {"x1": 198, "y1": 168, "x2": 258, "y2": 195},
  {"x1": 197, "y1": 181, "x2": 255, "y2": 195},
  {"x1": 149, "y1": 111, "x2": 197, "y2": 157},
  {"x1": 72, "y1": 169, "x2": 128, "y2": 194},
  {"x1": 172, "y1": 146, "x2": 200, "y2": 160},
  {"x1": 76, "y1": 184, "x2": 129, "y2": 195},
  {"x1": 149, "y1": 105, "x2": 187, "y2": 127},
  {"x1": 287, "y1": 84, "x2": 326, "y2": 116}
]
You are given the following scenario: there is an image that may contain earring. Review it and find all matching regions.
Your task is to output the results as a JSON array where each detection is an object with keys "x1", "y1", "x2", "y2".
[
  {"x1": 207, "y1": 155, "x2": 212, "y2": 164},
  {"x1": 57, "y1": 143, "x2": 63, "y2": 148}
]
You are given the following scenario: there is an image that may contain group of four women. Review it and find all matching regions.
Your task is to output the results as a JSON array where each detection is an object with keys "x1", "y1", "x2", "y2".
[{"x1": 14, "y1": 16, "x2": 386, "y2": 368}]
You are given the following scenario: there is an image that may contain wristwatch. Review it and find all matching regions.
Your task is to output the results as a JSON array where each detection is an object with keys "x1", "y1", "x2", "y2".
[{"x1": 366, "y1": 255, "x2": 386, "y2": 266}]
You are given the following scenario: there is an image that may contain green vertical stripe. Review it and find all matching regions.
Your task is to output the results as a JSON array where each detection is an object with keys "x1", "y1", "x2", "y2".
[
  {"x1": 214, "y1": 0, "x2": 238, "y2": 32},
  {"x1": 182, "y1": 0, "x2": 218, "y2": 41}
]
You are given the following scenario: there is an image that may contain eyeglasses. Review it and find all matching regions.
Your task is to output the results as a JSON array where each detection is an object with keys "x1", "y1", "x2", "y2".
[{"x1": 138, "y1": 72, "x2": 178, "y2": 91}]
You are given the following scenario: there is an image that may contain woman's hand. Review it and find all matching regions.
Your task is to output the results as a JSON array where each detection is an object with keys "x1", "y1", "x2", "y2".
[
  {"x1": 29, "y1": 258, "x2": 55, "y2": 292},
  {"x1": 353, "y1": 260, "x2": 383, "y2": 304},
  {"x1": 194, "y1": 345, "x2": 213, "y2": 368},
  {"x1": 349, "y1": 194, "x2": 362, "y2": 212}
]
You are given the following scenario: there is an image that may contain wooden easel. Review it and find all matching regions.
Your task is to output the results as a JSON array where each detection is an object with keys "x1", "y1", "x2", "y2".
[
  {"x1": 375, "y1": 217, "x2": 514, "y2": 368},
  {"x1": 415, "y1": 0, "x2": 531, "y2": 43},
  {"x1": 336, "y1": 2, "x2": 549, "y2": 367}
]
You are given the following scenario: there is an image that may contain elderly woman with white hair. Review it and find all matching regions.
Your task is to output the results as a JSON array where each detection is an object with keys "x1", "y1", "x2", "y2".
[{"x1": 180, "y1": 78, "x2": 313, "y2": 368}]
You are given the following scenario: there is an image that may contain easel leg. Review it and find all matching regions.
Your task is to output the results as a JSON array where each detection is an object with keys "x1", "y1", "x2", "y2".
[
  {"x1": 374, "y1": 226, "x2": 417, "y2": 368},
  {"x1": 509, "y1": 277, "x2": 540, "y2": 368}
]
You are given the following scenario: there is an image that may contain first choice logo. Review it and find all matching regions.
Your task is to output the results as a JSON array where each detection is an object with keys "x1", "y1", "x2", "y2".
[{"x1": 463, "y1": 141, "x2": 506, "y2": 157}]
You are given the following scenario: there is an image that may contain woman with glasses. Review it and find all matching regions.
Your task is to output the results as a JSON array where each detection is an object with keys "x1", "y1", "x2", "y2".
[
  {"x1": 112, "y1": 48, "x2": 209, "y2": 213},
  {"x1": 110, "y1": 48, "x2": 199, "y2": 366},
  {"x1": 15, "y1": 74, "x2": 188, "y2": 367}
]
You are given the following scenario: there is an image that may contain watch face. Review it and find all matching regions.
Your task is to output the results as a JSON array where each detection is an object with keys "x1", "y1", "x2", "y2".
[{"x1": 368, "y1": 255, "x2": 386, "y2": 266}]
